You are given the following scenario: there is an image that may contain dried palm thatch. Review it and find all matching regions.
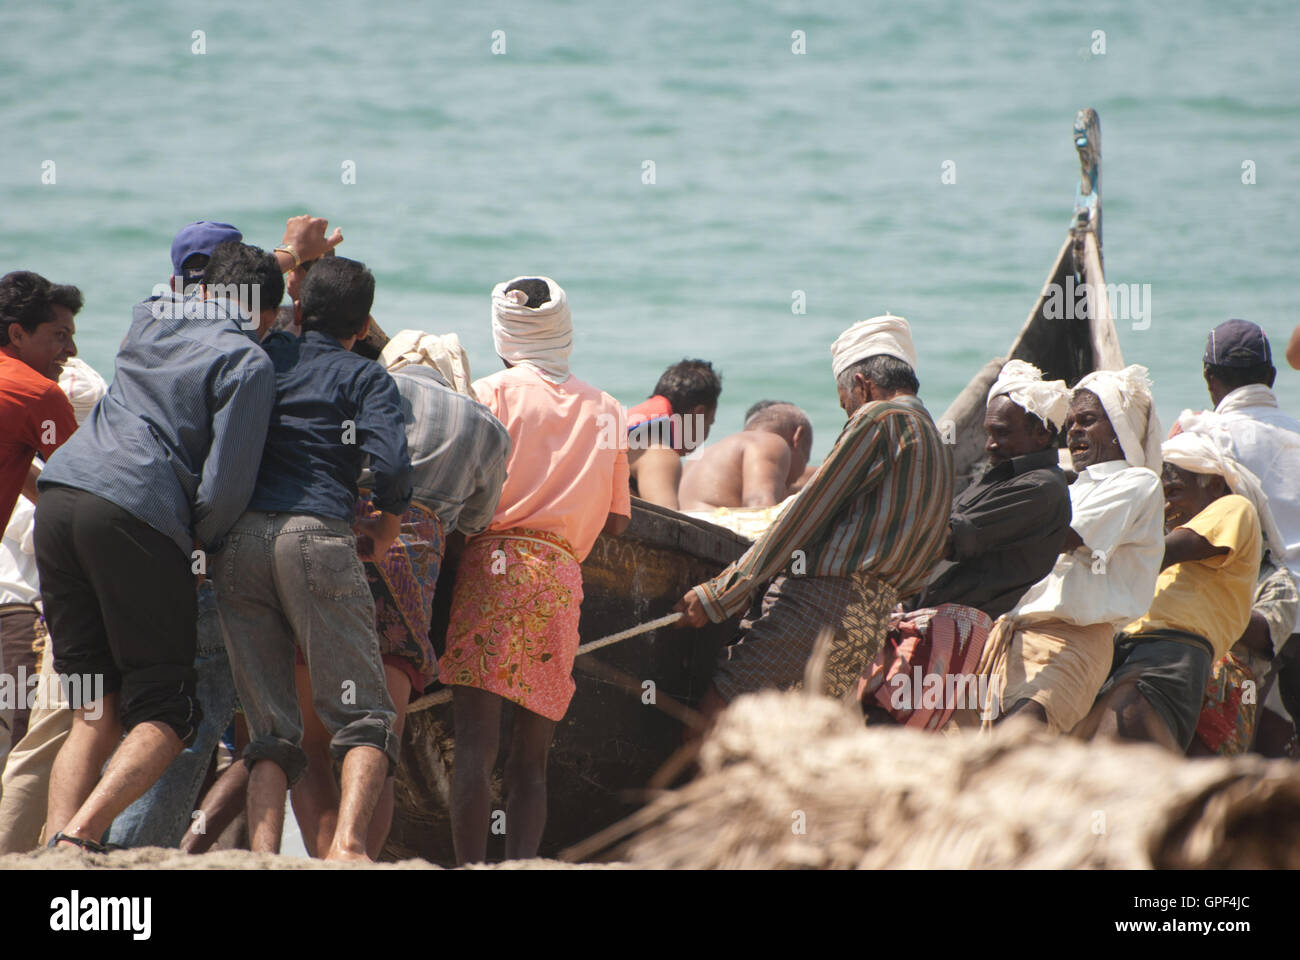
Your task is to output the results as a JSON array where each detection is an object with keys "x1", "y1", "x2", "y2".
[{"x1": 563, "y1": 689, "x2": 1300, "y2": 869}]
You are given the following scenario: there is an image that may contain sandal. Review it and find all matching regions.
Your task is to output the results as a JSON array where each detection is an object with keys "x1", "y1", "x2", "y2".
[{"x1": 47, "y1": 831, "x2": 109, "y2": 854}]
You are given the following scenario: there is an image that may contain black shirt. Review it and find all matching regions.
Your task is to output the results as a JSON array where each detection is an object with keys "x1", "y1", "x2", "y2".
[{"x1": 914, "y1": 448, "x2": 1070, "y2": 619}]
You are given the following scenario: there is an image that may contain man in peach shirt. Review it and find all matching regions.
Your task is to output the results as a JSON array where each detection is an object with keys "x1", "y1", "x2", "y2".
[{"x1": 437, "y1": 276, "x2": 630, "y2": 865}]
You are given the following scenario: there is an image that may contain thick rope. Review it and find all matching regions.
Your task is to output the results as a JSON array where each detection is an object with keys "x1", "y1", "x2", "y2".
[{"x1": 407, "y1": 611, "x2": 684, "y2": 714}]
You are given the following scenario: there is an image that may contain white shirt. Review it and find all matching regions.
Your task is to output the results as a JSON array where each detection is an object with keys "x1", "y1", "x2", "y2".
[
  {"x1": 0, "y1": 496, "x2": 40, "y2": 607},
  {"x1": 1011, "y1": 459, "x2": 1165, "y2": 627},
  {"x1": 1214, "y1": 385, "x2": 1300, "y2": 631}
]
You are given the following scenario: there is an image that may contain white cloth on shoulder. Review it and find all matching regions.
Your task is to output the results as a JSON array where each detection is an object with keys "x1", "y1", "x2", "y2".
[
  {"x1": 380, "y1": 329, "x2": 473, "y2": 396},
  {"x1": 830, "y1": 314, "x2": 917, "y2": 378},
  {"x1": 1072, "y1": 364, "x2": 1163, "y2": 472},
  {"x1": 490, "y1": 276, "x2": 572, "y2": 384},
  {"x1": 57, "y1": 357, "x2": 108, "y2": 426},
  {"x1": 1168, "y1": 412, "x2": 1286, "y2": 561},
  {"x1": 986, "y1": 359, "x2": 1069, "y2": 430}
]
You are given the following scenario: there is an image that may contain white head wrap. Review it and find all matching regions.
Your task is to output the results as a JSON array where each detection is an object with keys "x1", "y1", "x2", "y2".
[
  {"x1": 986, "y1": 359, "x2": 1070, "y2": 431},
  {"x1": 1072, "y1": 364, "x2": 1163, "y2": 471},
  {"x1": 1164, "y1": 413, "x2": 1284, "y2": 560},
  {"x1": 830, "y1": 314, "x2": 918, "y2": 379},
  {"x1": 490, "y1": 276, "x2": 572, "y2": 384},
  {"x1": 57, "y1": 357, "x2": 108, "y2": 425},
  {"x1": 380, "y1": 329, "x2": 473, "y2": 396}
]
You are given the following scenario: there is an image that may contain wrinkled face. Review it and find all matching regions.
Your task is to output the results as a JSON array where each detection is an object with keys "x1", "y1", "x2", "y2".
[
  {"x1": 984, "y1": 395, "x2": 1049, "y2": 466},
  {"x1": 837, "y1": 372, "x2": 868, "y2": 417},
  {"x1": 1162, "y1": 463, "x2": 1225, "y2": 532},
  {"x1": 1064, "y1": 390, "x2": 1123, "y2": 469},
  {"x1": 8, "y1": 305, "x2": 77, "y2": 380}
]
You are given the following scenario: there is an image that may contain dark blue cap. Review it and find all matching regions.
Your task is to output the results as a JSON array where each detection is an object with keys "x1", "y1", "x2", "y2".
[
  {"x1": 1204, "y1": 319, "x2": 1272, "y2": 368},
  {"x1": 170, "y1": 221, "x2": 242, "y2": 284}
]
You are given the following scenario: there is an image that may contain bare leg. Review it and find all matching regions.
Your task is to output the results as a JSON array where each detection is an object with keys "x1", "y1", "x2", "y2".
[
  {"x1": 181, "y1": 759, "x2": 249, "y2": 854},
  {"x1": 246, "y1": 759, "x2": 287, "y2": 854},
  {"x1": 325, "y1": 744, "x2": 387, "y2": 861},
  {"x1": 56, "y1": 719, "x2": 183, "y2": 846},
  {"x1": 46, "y1": 693, "x2": 122, "y2": 840},
  {"x1": 366, "y1": 664, "x2": 411, "y2": 859},
  {"x1": 449, "y1": 686, "x2": 503, "y2": 865},
  {"x1": 289, "y1": 664, "x2": 339, "y2": 858},
  {"x1": 503, "y1": 705, "x2": 556, "y2": 861},
  {"x1": 1077, "y1": 679, "x2": 1181, "y2": 751}
]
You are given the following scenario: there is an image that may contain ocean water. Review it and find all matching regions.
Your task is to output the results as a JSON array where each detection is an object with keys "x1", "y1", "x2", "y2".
[{"x1": 1, "y1": 0, "x2": 1296, "y2": 459}]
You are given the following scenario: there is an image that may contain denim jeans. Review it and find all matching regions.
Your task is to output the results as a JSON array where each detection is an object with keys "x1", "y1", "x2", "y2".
[
  {"x1": 107, "y1": 581, "x2": 236, "y2": 848},
  {"x1": 212, "y1": 511, "x2": 397, "y2": 785}
]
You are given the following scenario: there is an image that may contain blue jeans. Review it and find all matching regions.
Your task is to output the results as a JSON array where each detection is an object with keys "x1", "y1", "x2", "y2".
[{"x1": 107, "y1": 582, "x2": 236, "y2": 848}]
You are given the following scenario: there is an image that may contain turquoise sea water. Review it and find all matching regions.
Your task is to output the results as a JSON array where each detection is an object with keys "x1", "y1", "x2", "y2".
[{"x1": 2, "y1": 1, "x2": 1296, "y2": 458}]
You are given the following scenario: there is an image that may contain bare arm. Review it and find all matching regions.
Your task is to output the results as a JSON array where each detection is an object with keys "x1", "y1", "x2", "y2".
[
  {"x1": 21, "y1": 462, "x2": 40, "y2": 505},
  {"x1": 1287, "y1": 324, "x2": 1300, "y2": 371},
  {"x1": 632, "y1": 447, "x2": 682, "y2": 510},
  {"x1": 1235, "y1": 611, "x2": 1273, "y2": 656},
  {"x1": 1161, "y1": 527, "x2": 1229, "y2": 570}
]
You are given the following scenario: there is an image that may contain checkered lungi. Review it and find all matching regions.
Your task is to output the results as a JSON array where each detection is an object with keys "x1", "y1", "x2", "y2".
[{"x1": 713, "y1": 571, "x2": 899, "y2": 701}]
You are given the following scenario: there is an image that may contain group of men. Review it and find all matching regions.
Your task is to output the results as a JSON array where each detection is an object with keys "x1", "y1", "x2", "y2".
[
  {"x1": 0, "y1": 216, "x2": 1298, "y2": 865},
  {"x1": 670, "y1": 314, "x2": 1300, "y2": 758}
]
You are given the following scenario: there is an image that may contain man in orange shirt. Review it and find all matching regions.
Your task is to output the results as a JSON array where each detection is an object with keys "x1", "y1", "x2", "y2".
[
  {"x1": 0, "y1": 271, "x2": 80, "y2": 775},
  {"x1": 0, "y1": 271, "x2": 80, "y2": 533}
]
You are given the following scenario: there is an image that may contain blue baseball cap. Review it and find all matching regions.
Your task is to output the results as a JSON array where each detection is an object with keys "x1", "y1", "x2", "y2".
[
  {"x1": 1204, "y1": 318, "x2": 1272, "y2": 368},
  {"x1": 170, "y1": 221, "x2": 243, "y2": 285}
]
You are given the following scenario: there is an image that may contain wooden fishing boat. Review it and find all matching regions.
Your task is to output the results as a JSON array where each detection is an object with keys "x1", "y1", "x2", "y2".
[{"x1": 383, "y1": 108, "x2": 1124, "y2": 865}]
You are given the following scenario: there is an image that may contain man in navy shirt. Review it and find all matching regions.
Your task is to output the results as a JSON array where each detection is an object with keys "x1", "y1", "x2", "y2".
[{"x1": 213, "y1": 256, "x2": 412, "y2": 861}]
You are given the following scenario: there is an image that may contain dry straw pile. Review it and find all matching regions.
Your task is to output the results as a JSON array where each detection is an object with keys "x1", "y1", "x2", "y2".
[{"x1": 571, "y1": 690, "x2": 1300, "y2": 869}]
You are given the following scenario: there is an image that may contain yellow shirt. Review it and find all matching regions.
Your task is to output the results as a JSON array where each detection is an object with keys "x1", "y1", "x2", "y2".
[{"x1": 1125, "y1": 494, "x2": 1261, "y2": 660}]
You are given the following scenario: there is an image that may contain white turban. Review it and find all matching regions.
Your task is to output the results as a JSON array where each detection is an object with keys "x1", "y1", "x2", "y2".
[
  {"x1": 1072, "y1": 364, "x2": 1163, "y2": 472},
  {"x1": 830, "y1": 314, "x2": 918, "y2": 379},
  {"x1": 986, "y1": 359, "x2": 1070, "y2": 431},
  {"x1": 380, "y1": 329, "x2": 473, "y2": 396},
  {"x1": 490, "y1": 276, "x2": 572, "y2": 384},
  {"x1": 1167, "y1": 412, "x2": 1285, "y2": 561},
  {"x1": 57, "y1": 357, "x2": 108, "y2": 425}
]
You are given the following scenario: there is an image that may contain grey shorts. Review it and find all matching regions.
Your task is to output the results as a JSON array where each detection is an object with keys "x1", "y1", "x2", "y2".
[{"x1": 211, "y1": 511, "x2": 397, "y2": 784}]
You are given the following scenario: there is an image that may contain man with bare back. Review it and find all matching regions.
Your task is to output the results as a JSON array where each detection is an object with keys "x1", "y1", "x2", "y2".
[{"x1": 678, "y1": 401, "x2": 812, "y2": 511}]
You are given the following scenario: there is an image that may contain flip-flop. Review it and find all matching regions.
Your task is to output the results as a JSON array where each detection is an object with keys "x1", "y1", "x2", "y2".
[{"x1": 47, "y1": 831, "x2": 109, "y2": 854}]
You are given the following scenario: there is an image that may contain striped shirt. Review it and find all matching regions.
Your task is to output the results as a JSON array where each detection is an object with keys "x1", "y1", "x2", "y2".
[
  {"x1": 695, "y1": 395, "x2": 953, "y2": 623},
  {"x1": 39, "y1": 292, "x2": 276, "y2": 559},
  {"x1": 359, "y1": 365, "x2": 510, "y2": 534}
]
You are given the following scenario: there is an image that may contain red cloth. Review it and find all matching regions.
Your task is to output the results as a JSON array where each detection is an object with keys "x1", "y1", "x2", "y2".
[
  {"x1": 0, "y1": 353, "x2": 77, "y2": 528},
  {"x1": 627, "y1": 394, "x2": 673, "y2": 430},
  {"x1": 859, "y1": 604, "x2": 995, "y2": 731}
]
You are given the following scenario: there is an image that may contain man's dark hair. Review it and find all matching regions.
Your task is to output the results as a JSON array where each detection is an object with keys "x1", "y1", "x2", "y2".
[
  {"x1": 301, "y1": 257, "x2": 375, "y2": 339},
  {"x1": 504, "y1": 277, "x2": 552, "y2": 309},
  {"x1": 836, "y1": 354, "x2": 919, "y2": 395},
  {"x1": 202, "y1": 242, "x2": 285, "y2": 313},
  {"x1": 0, "y1": 271, "x2": 83, "y2": 346},
  {"x1": 653, "y1": 359, "x2": 722, "y2": 413},
  {"x1": 1203, "y1": 361, "x2": 1276, "y2": 391}
]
